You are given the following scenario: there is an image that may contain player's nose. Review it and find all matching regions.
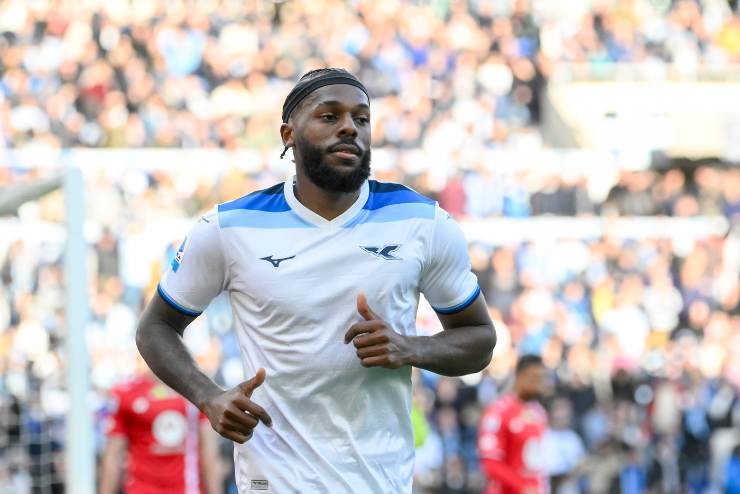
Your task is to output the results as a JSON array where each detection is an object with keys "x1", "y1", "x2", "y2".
[{"x1": 337, "y1": 113, "x2": 358, "y2": 138}]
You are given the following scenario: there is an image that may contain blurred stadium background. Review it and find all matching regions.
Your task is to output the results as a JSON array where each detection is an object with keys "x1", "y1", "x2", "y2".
[{"x1": 1, "y1": 0, "x2": 740, "y2": 493}]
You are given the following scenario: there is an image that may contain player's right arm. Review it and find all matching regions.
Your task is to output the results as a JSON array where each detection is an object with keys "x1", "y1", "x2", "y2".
[
  {"x1": 99, "y1": 435, "x2": 127, "y2": 494},
  {"x1": 100, "y1": 387, "x2": 127, "y2": 494},
  {"x1": 198, "y1": 418, "x2": 223, "y2": 494},
  {"x1": 136, "y1": 210, "x2": 272, "y2": 443}
]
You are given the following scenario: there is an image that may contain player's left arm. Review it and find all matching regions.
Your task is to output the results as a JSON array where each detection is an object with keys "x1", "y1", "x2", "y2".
[
  {"x1": 99, "y1": 436, "x2": 127, "y2": 494},
  {"x1": 414, "y1": 292, "x2": 495, "y2": 375},
  {"x1": 345, "y1": 206, "x2": 495, "y2": 376},
  {"x1": 99, "y1": 388, "x2": 128, "y2": 494},
  {"x1": 198, "y1": 420, "x2": 222, "y2": 494},
  {"x1": 346, "y1": 292, "x2": 494, "y2": 376}
]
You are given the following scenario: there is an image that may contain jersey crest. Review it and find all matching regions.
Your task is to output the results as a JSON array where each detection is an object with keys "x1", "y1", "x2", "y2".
[{"x1": 360, "y1": 244, "x2": 402, "y2": 260}]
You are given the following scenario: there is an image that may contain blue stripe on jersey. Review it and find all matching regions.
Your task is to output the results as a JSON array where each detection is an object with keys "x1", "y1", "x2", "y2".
[
  {"x1": 432, "y1": 285, "x2": 481, "y2": 315},
  {"x1": 217, "y1": 180, "x2": 434, "y2": 227},
  {"x1": 157, "y1": 284, "x2": 202, "y2": 317},
  {"x1": 368, "y1": 181, "x2": 409, "y2": 193},
  {"x1": 341, "y1": 180, "x2": 436, "y2": 226},
  {"x1": 364, "y1": 189, "x2": 435, "y2": 211},
  {"x1": 219, "y1": 209, "x2": 315, "y2": 229},
  {"x1": 218, "y1": 183, "x2": 289, "y2": 213},
  {"x1": 344, "y1": 202, "x2": 435, "y2": 227},
  {"x1": 365, "y1": 180, "x2": 435, "y2": 209}
]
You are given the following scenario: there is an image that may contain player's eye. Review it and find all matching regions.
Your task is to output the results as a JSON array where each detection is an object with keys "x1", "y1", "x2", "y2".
[
  {"x1": 320, "y1": 113, "x2": 337, "y2": 122},
  {"x1": 354, "y1": 116, "x2": 370, "y2": 125}
]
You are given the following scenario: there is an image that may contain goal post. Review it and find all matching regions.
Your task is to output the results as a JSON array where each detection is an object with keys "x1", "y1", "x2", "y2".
[{"x1": 63, "y1": 166, "x2": 95, "y2": 494}]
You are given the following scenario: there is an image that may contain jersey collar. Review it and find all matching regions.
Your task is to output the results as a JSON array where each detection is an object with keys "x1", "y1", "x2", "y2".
[{"x1": 283, "y1": 177, "x2": 369, "y2": 228}]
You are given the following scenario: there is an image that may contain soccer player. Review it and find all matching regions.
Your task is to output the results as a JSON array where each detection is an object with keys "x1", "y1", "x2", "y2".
[
  {"x1": 99, "y1": 370, "x2": 221, "y2": 494},
  {"x1": 478, "y1": 355, "x2": 549, "y2": 494},
  {"x1": 136, "y1": 68, "x2": 496, "y2": 493}
]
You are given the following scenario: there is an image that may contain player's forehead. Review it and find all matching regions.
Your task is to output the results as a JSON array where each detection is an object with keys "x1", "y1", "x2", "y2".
[
  {"x1": 301, "y1": 85, "x2": 370, "y2": 112},
  {"x1": 520, "y1": 363, "x2": 545, "y2": 378}
]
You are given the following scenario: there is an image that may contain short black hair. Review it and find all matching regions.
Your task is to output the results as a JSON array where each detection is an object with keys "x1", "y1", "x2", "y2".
[
  {"x1": 288, "y1": 68, "x2": 361, "y2": 120},
  {"x1": 515, "y1": 354, "x2": 544, "y2": 374},
  {"x1": 298, "y1": 67, "x2": 353, "y2": 81}
]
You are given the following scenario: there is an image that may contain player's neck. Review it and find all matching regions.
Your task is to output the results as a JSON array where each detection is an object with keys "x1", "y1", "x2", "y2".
[
  {"x1": 292, "y1": 173, "x2": 361, "y2": 221},
  {"x1": 514, "y1": 387, "x2": 533, "y2": 403}
]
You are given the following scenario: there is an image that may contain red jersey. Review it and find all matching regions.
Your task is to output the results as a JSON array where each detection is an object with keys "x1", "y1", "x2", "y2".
[
  {"x1": 105, "y1": 375, "x2": 207, "y2": 494},
  {"x1": 478, "y1": 394, "x2": 549, "y2": 494}
]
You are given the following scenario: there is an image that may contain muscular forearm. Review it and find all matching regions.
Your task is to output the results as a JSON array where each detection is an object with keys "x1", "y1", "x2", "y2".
[
  {"x1": 99, "y1": 438, "x2": 126, "y2": 494},
  {"x1": 409, "y1": 324, "x2": 495, "y2": 376},
  {"x1": 199, "y1": 424, "x2": 222, "y2": 494},
  {"x1": 136, "y1": 320, "x2": 222, "y2": 410},
  {"x1": 99, "y1": 466, "x2": 122, "y2": 494}
]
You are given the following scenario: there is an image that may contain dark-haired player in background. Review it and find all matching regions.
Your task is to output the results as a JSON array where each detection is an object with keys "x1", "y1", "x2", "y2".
[
  {"x1": 478, "y1": 355, "x2": 549, "y2": 494},
  {"x1": 99, "y1": 367, "x2": 220, "y2": 494},
  {"x1": 136, "y1": 68, "x2": 496, "y2": 493}
]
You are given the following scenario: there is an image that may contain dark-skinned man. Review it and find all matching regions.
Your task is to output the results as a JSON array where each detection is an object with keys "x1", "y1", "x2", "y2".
[
  {"x1": 136, "y1": 68, "x2": 496, "y2": 493},
  {"x1": 478, "y1": 355, "x2": 549, "y2": 494}
]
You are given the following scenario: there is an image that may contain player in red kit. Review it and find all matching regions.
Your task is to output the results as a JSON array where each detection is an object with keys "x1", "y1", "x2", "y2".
[
  {"x1": 99, "y1": 371, "x2": 221, "y2": 494},
  {"x1": 478, "y1": 355, "x2": 549, "y2": 494}
]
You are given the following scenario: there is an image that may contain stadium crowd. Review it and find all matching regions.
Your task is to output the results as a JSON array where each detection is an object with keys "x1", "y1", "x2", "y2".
[
  {"x1": 1, "y1": 159, "x2": 739, "y2": 493},
  {"x1": 1, "y1": 0, "x2": 740, "y2": 152},
  {"x1": 1, "y1": 0, "x2": 740, "y2": 493}
]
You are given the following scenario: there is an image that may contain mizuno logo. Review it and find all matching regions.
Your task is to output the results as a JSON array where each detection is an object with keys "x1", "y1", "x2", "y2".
[
  {"x1": 260, "y1": 255, "x2": 295, "y2": 268},
  {"x1": 360, "y1": 245, "x2": 402, "y2": 260}
]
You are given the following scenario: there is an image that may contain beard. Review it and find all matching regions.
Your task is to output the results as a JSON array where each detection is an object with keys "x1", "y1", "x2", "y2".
[{"x1": 294, "y1": 134, "x2": 371, "y2": 193}]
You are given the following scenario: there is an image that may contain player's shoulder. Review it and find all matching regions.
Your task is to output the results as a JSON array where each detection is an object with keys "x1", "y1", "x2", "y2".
[
  {"x1": 480, "y1": 395, "x2": 517, "y2": 433},
  {"x1": 366, "y1": 179, "x2": 436, "y2": 206},
  {"x1": 488, "y1": 393, "x2": 519, "y2": 414},
  {"x1": 111, "y1": 375, "x2": 150, "y2": 399},
  {"x1": 217, "y1": 182, "x2": 287, "y2": 213},
  {"x1": 364, "y1": 180, "x2": 439, "y2": 222},
  {"x1": 110, "y1": 376, "x2": 146, "y2": 407},
  {"x1": 530, "y1": 401, "x2": 548, "y2": 421}
]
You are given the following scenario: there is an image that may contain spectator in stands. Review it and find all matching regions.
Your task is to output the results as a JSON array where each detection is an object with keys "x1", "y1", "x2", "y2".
[
  {"x1": 2, "y1": 0, "x2": 738, "y2": 153},
  {"x1": 2, "y1": 2, "x2": 740, "y2": 492},
  {"x1": 542, "y1": 397, "x2": 586, "y2": 494},
  {"x1": 725, "y1": 445, "x2": 740, "y2": 494}
]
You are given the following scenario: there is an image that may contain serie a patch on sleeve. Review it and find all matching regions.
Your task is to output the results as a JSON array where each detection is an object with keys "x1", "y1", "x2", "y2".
[{"x1": 171, "y1": 237, "x2": 189, "y2": 273}]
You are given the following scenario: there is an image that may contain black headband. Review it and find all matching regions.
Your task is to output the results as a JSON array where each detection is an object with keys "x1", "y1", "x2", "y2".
[{"x1": 281, "y1": 72, "x2": 369, "y2": 123}]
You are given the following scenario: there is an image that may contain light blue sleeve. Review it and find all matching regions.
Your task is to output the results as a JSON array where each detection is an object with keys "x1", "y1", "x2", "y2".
[
  {"x1": 419, "y1": 205, "x2": 480, "y2": 314},
  {"x1": 158, "y1": 208, "x2": 227, "y2": 316}
]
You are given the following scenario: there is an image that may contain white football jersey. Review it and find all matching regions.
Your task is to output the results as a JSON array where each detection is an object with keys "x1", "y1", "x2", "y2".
[{"x1": 158, "y1": 179, "x2": 479, "y2": 493}]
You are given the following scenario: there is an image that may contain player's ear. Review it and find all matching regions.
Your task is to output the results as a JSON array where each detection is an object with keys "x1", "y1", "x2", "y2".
[{"x1": 280, "y1": 123, "x2": 294, "y2": 149}]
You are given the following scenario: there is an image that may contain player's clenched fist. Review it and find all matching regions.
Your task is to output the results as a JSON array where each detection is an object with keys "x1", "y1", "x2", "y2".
[
  {"x1": 201, "y1": 368, "x2": 272, "y2": 443},
  {"x1": 344, "y1": 294, "x2": 414, "y2": 369}
]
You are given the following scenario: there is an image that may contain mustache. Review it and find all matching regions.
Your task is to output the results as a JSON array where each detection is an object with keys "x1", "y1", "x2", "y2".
[{"x1": 328, "y1": 139, "x2": 363, "y2": 154}]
